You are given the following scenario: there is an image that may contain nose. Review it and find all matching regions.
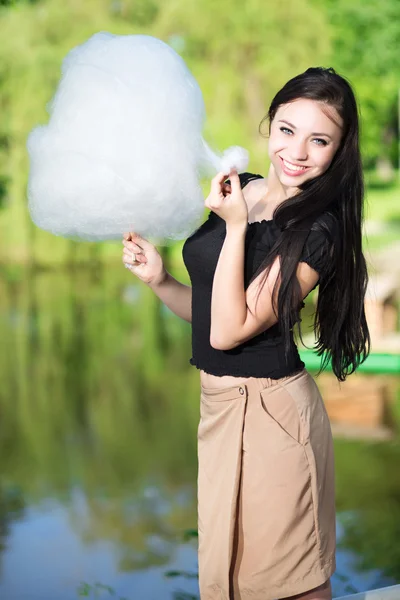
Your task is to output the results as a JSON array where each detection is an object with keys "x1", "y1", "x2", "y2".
[{"x1": 289, "y1": 138, "x2": 308, "y2": 162}]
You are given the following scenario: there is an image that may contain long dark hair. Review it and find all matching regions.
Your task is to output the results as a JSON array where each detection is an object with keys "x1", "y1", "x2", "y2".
[{"x1": 252, "y1": 67, "x2": 370, "y2": 381}]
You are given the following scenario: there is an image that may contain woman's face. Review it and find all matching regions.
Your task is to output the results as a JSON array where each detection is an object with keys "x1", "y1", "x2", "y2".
[{"x1": 268, "y1": 98, "x2": 343, "y2": 187}]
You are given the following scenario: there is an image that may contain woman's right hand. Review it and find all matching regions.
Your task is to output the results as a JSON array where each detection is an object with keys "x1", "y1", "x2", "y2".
[{"x1": 122, "y1": 232, "x2": 167, "y2": 287}]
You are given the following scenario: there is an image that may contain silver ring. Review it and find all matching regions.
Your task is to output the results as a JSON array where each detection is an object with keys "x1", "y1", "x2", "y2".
[{"x1": 131, "y1": 252, "x2": 136, "y2": 263}]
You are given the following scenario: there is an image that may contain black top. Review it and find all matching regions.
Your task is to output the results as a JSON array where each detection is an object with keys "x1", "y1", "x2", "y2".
[{"x1": 182, "y1": 172, "x2": 337, "y2": 379}]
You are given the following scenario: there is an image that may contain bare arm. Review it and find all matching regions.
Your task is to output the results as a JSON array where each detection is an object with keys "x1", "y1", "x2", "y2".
[
  {"x1": 148, "y1": 272, "x2": 192, "y2": 323},
  {"x1": 122, "y1": 234, "x2": 192, "y2": 323},
  {"x1": 205, "y1": 170, "x2": 320, "y2": 350},
  {"x1": 210, "y1": 224, "x2": 319, "y2": 350}
]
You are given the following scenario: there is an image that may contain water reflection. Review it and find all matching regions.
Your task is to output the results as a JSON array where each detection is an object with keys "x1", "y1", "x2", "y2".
[{"x1": 0, "y1": 267, "x2": 399, "y2": 599}]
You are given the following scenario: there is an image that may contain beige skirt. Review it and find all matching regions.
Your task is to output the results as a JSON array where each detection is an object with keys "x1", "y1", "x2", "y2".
[{"x1": 197, "y1": 369, "x2": 336, "y2": 600}]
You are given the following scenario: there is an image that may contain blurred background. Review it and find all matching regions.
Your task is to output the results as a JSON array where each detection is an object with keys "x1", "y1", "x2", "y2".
[{"x1": 0, "y1": 0, "x2": 399, "y2": 598}]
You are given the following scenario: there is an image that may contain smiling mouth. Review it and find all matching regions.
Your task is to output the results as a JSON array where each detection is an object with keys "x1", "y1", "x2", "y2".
[{"x1": 279, "y1": 157, "x2": 311, "y2": 173}]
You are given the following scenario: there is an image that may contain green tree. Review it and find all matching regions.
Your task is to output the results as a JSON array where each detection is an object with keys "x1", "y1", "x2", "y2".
[
  {"x1": 0, "y1": 0, "x2": 329, "y2": 264},
  {"x1": 324, "y1": 0, "x2": 400, "y2": 172}
]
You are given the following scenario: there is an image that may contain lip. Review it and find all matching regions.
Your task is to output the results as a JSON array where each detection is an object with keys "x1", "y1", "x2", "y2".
[{"x1": 279, "y1": 156, "x2": 311, "y2": 177}]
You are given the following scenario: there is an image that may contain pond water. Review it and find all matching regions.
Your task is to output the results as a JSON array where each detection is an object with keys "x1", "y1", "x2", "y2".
[{"x1": 0, "y1": 267, "x2": 399, "y2": 600}]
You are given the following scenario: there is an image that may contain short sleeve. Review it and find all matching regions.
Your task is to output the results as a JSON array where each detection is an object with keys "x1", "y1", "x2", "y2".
[
  {"x1": 300, "y1": 215, "x2": 338, "y2": 278},
  {"x1": 225, "y1": 172, "x2": 264, "y2": 189}
]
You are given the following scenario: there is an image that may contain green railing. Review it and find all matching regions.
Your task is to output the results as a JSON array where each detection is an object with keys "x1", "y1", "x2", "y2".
[{"x1": 300, "y1": 350, "x2": 400, "y2": 375}]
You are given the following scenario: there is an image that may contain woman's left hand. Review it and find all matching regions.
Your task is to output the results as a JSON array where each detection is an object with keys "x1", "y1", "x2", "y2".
[{"x1": 205, "y1": 170, "x2": 248, "y2": 227}]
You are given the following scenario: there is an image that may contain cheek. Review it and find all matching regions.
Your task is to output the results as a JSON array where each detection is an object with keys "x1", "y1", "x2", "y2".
[
  {"x1": 268, "y1": 136, "x2": 283, "y2": 161},
  {"x1": 314, "y1": 147, "x2": 337, "y2": 173}
]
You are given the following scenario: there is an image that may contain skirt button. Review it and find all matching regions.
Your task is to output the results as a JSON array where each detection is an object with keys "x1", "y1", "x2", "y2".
[{"x1": 239, "y1": 387, "x2": 244, "y2": 395}]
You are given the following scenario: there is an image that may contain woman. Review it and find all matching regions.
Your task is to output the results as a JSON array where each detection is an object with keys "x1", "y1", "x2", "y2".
[{"x1": 122, "y1": 67, "x2": 370, "y2": 600}]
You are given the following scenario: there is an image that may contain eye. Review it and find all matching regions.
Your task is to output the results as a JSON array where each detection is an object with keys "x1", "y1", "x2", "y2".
[
  {"x1": 313, "y1": 138, "x2": 328, "y2": 146},
  {"x1": 279, "y1": 126, "x2": 293, "y2": 135}
]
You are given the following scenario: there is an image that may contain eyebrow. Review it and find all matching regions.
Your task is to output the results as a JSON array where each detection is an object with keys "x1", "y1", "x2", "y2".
[{"x1": 278, "y1": 120, "x2": 333, "y2": 139}]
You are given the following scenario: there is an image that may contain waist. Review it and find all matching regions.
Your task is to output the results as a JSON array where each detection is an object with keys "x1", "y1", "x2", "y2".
[
  {"x1": 190, "y1": 299, "x2": 303, "y2": 379},
  {"x1": 191, "y1": 341, "x2": 305, "y2": 381},
  {"x1": 200, "y1": 367, "x2": 307, "y2": 394},
  {"x1": 200, "y1": 369, "x2": 254, "y2": 389}
]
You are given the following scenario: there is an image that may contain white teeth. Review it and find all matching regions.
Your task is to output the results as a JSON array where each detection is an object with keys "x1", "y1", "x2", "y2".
[{"x1": 282, "y1": 159, "x2": 308, "y2": 172}]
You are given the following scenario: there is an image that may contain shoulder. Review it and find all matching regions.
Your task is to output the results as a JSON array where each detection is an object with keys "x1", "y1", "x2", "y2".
[
  {"x1": 307, "y1": 212, "x2": 339, "y2": 248},
  {"x1": 239, "y1": 172, "x2": 264, "y2": 189},
  {"x1": 300, "y1": 212, "x2": 339, "y2": 277}
]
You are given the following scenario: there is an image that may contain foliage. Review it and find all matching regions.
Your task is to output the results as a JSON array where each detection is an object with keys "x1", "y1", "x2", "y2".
[
  {"x1": 0, "y1": 0, "x2": 398, "y2": 264},
  {"x1": 364, "y1": 178, "x2": 400, "y2": 222},
  {"x1": 0, "y1": 0, "x2": 328, "y2": 263},
  {"x1": 323, "y1": 0, "x2": 400, "y2": 169}
]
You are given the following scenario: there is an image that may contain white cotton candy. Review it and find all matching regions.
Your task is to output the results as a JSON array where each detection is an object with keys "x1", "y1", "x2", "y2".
[
  {"x1": 27, "y1": 33, "x2": 249, "y2": 242},
  {"x1": 220, "y1": 147, "x2": 250, "y2": 175},
  {"x1": 201, "y1": 142, "x2": 250, "y2": 176}
]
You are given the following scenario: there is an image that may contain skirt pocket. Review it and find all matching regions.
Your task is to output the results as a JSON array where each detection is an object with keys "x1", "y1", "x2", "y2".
[{"x1": 260, "y1": 382, "x2": 304, "y2": 446}]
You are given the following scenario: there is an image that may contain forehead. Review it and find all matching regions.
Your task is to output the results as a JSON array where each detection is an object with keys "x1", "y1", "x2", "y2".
[{"x1": 275, "y1": 98, "x2": 342, "y2": 135}]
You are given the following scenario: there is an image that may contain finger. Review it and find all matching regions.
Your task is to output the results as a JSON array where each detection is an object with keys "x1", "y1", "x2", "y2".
[
  {"x1": 123, "y1": 248, "x2": 146, "y2": 263},
  {"x1": 123, "y1": 241, "x2": 141, "y2": 253},
  {"x1": 130, "y1": 232, "x2": 152, "y2": 251},
  {"x1": 216, "y1": 171, "x2": 227, "y2": 182},
  {"x1": 123, "y1": 249, "x2": 135, "y2": 263},
  {"x1": 123, "y1": 240, "x2": 143, "y2": 252},
  {"x1": 211, "y1": 171, "x2": 227, "y2": 187},
  {"x1": 210, "y1": 171, "x2": 226, "y2": 194},
  {"x1": 123, "y1": 231, "x2": 145, "y2": 243},
  {"x1": 124, "y1": 262, "x2": 146, "y2": 272},
  {"x1": 228, "y1": 169, "x2": 240, "y2": 188}
]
